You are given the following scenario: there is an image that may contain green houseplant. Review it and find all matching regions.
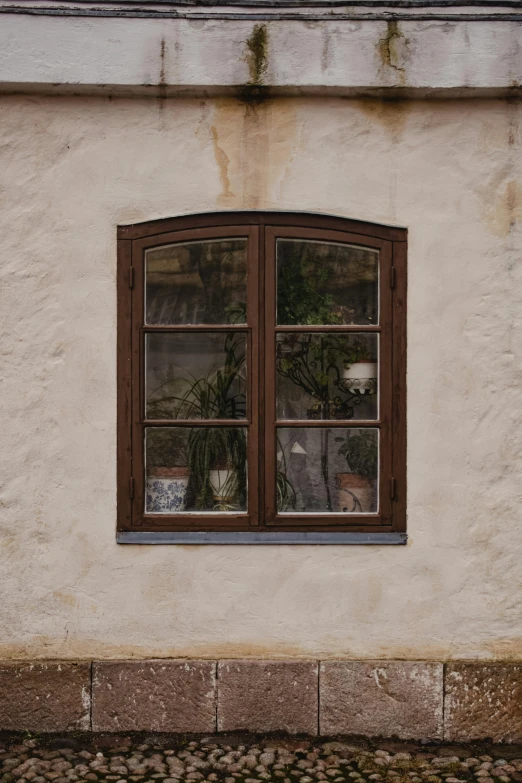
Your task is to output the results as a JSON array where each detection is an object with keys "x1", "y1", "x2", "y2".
[{"x1": 147, "y1": 334, "x2": 247, "y2": 510}]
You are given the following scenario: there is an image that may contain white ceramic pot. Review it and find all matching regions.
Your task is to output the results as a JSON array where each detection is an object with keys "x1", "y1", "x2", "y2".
[
  {"x1": 209, "y1": 469, "x2": 238, "y2": 501},
  {"x1": 146, "y1": 467, "x2": 189, "y2": 513},
  {"x1": 342, "y1": 361, "x2": 377, "y2": 395},
  {"x1": 343, "y1": 361, "x2": 377, "y2": 380}
]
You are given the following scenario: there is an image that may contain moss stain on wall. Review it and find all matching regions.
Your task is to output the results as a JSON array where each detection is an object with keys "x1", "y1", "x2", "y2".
[
  {"x1": 238, "y1": 24, "x2": 270, "y2": 105},
  {"x1": 377, "y1": 21, "x2": 410, "y2": 85}
]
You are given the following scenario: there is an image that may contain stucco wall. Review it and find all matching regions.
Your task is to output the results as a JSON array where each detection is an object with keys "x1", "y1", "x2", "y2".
[{"x1": 1, "y1": 94, "x2": 521, "y2": 661}]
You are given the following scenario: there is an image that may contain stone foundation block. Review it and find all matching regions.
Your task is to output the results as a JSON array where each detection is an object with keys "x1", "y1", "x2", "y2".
[
  {"x1": 320, "y1": 660, "x2": 443, "y2": 739},
  {"x1": 217, "y1": 660, "x2": 318, "y2": 734},
  {"x1": 444, "y1": 662, "x2": 522, "y2": 742},
  {"x1": 92, "y1": 660, "x2": 217, "y2": 732},
  {"x1": 0, "y1": 661, "x2": 90, "y2": 731}
]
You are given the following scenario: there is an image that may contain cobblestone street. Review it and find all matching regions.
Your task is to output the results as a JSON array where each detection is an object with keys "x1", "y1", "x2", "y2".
[{"x1": 2, "y1": 736, "x2": 522, "y2": 783}]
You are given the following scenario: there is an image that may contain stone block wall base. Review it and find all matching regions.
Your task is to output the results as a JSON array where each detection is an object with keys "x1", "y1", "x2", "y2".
[
  {"x1": 0, "y1": 659, "x2": 521, "y2": 742},
  {"x1": 0, "y1": 662, "x2": 90, "y2": 732}
]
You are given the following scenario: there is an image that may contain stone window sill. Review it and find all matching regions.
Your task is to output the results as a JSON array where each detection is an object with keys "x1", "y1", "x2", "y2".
[{"x1": 116, "y1": 531, "x2": 407, "y2": 544}]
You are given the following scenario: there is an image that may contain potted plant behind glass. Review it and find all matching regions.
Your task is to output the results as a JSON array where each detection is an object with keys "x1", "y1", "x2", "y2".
[
  {"x1": 334, "y1": 430, "x2": 378, "y2": 513},
  {"x1": 147, "y1": 334, "x2": 247, "y2": 511},
  {"x1": 342, "y1": 339, "x2": 378, "y2": 396},
  {"x1": 145, "y1": 428, "x2": 190, "y2": 513},
  {"x1": 187, "y1": 425, "x2": 247, "y2": 511}
]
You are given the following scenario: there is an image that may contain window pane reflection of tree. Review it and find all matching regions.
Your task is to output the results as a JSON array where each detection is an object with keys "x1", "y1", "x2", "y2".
[
  {"x1": 276, "y1": 240, "x2": 379, "y2": 326},
  {"x1": 146, "y1": 239, "x2": 247, "y2": 325}
]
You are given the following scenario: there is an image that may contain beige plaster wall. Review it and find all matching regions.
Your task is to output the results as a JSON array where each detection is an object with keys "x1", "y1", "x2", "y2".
[{"x1": 1, "y1": 94, "x2": 521, "y2": 661}]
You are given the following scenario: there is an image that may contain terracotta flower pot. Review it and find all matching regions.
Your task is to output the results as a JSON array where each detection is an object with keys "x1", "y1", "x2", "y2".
[
  {"x1": 146, "y1": 467, "x2": 190, "y2": 513},
  {"x1": 335, "y1": 473, "x2": 376, "y2": 513}
]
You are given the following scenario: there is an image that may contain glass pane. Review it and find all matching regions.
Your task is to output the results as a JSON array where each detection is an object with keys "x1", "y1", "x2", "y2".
[
  {"x1": 146, "y1": 239, "x2": 247, "y2": 325},
  {"x1": 276, "y1": 239, "x2": 379, "y2": 325},
  {"x1": 146, "y1": 333, "x2": 247, "y2": 420},
  {"x1": 146, "y1": 427, "x2": 247, "y2": 513},
  {"x1": 276, "y1": 333, "x2": 378, "y2": 421},
  {"x1": 277, "y1": 427, "x2": 378, "y2": 513}
]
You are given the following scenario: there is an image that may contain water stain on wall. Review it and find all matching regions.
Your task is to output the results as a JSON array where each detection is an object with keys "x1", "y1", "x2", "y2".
[
  {"x1": 481, "y1": 172, "x2": 522, "y2": 236},
  {"x1": 353, "y1": 97, "x2": 412, "y2": 143},
  {"x1": 209, "y1": 97, "x2": 299, "y2": 209},
  {"x1": 210, "y1": 125, "x2": 234, "y2": 204},
  {"x1": 480, "y1": 100, "x2": 521, "y2": 236}
]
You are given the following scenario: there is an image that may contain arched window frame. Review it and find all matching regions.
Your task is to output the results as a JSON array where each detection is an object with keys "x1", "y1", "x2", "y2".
[{"x1": 117, "y1": 212, "x2": 407, "y2": 543}]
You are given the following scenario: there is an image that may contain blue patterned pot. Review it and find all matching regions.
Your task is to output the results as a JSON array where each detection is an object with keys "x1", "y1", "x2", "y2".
[{"x1": 146, "y1": 468, "x2": 189, "y2": 513}]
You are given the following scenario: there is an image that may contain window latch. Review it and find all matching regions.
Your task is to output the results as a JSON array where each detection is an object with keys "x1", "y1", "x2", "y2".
[
  {"x1": 390, "y1": 267, "x2": 396, "y2": 289},
  {"x1": 129, "y1": 266, "x2": 135, "y2": 289},
  {"x1": 129, "y1": 477, "x2": 135, "y2": 499},
  {"x1": 390, "y1": 477, "x2": 397, "y2": 501}
]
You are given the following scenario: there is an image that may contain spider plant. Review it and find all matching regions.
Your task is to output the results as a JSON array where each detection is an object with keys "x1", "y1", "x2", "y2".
[
  {"x1": 147, "y1": 334, "x2": 246, "y2": 421},
  {"x1": 187, "y1": 426, "x2": 247, "y2": 510},
  {"x1": 276, "y1": 440, "x2": 297, "y2": 512},
  {"x1": 147, "y1": 335, "x2": 247, "y2": 510}
]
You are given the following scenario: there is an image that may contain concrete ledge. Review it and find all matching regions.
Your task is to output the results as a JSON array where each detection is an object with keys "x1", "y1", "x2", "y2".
[
  {"x1": 117, "y1": 531, "x2": 407, "y2": 544},
  {"x1": 0, "y1": 13, "x2": 521, "y2": 95},
  {"x1": 1, "y1": 659, "x2": 522, "y2": 740},
  {"x1": 0, "y1": 662, "x2": 91, "y2": 732}
]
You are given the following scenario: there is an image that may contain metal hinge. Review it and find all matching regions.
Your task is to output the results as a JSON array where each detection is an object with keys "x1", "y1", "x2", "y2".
[
  {"x1": 390, "y1": 267, "x2": 396, "y2": 289},
  {"x1": 390, "y1": 477, "x2": 397, "y2": 501},
  {"x1": 129, "y1": 266, "x2": 135, "y2": 289},
  {"x1": 129, "y1": 477, "x2": 135, "y2": 499}
]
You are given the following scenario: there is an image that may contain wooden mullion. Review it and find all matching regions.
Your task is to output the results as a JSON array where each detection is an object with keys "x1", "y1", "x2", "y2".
[
  {"x1": 264, "y1": 228, "x2": 278, "y2": 525},
  {"x1": 392, "y1": 239, "x2": 407, "y2": 532},
  {"x1": 143, "y1": 324, "x2": 248, "y2": 333},
  {"x1": 140, "y1": 520, "x2": 392, "y2": 533},
  {"x1": 142, "y1": 514, "x2": 250, "y2": 527},
  {"x1": 117, "y1": 239, "x2": 133, "y2": 531},
  {"x1": 275, "y1": 325, "x2": 381, "y2": 333},
  {"x1": 246, "y1": 226, "x2": 260, "y2": 526},
  {"x1": 275, "y1": 420, "x2": 381, "y2": 428},
  {"x1": 375, "y1": 241, "x2": 394, "y2": 526},
  {"x1": 257, "y1": 217, "x2": 266, "y2": 526},
  {"x1": 272, "y1": 515, "x2": 386, "y2": 528},
  {"x1": 143, "y1": 419, "x2": 249, "y2": 427},
  {"x1": 131, "y1": 238, "x2": 146, "y2": 527}
]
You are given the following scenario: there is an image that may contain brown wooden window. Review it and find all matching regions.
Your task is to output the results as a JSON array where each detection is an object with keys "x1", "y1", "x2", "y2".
[{"x1": 117, "y1": 213, "x2": 407, "y2": 543}]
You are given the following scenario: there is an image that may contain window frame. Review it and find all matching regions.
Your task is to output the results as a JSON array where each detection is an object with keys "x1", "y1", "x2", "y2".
[{"x1": 117, "y1": 212, "x2": 407, "y2": 542}]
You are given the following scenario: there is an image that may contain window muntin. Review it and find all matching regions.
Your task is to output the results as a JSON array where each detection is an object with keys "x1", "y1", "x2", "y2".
[{"x1": 118, "y1": 214, "x2": 406, "y2": 535}]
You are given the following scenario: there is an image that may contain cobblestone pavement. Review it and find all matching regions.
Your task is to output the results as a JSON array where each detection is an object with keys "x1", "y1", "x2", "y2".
[{"x1": 2, "y1": 736, "x2": 522, "y2": 783}]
